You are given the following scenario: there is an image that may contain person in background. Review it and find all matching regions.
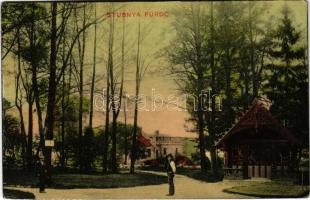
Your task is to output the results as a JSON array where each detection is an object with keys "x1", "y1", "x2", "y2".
[{"x1": 165, "y1": 154, "x2": 176, "y2": 196}]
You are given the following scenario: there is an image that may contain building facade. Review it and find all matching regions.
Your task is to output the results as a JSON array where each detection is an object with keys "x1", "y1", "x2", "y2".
[{"x1": 144, "y1": 131, "x2": 185, "y2": 159}]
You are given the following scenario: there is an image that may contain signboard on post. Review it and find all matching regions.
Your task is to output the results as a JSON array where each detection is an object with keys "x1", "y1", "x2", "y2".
[{"x1": 45, "y1": 140, "x2": 54, "y2": 147}]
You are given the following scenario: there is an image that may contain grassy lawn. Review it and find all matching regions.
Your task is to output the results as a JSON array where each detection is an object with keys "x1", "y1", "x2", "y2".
[
  {"x1": 176, "y1": 168, "x2": 223, "y2": 182},
  {"x1": 223, "y1": 181, "x2": 309, "y2": 198},
  {"x1": 140, "y1": 167, "x2": 223, "y2": 183},
  {"x1": 3, "y1": 170, "x2": 167, "y2": 189},
  {"x1": 52, "y1": 173, "x2": 166, "y2": 189},
  {"x1": 3, "y1": 188, "x2": 35, "y2": 199}
]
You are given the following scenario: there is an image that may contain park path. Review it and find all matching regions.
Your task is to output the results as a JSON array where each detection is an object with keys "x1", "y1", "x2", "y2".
[{"x1": 5, "y1": 171, "x2": 250, "y2": 199}]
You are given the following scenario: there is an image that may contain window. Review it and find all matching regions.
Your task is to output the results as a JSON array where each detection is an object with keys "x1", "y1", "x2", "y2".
[
  {"x1": 147, "y1": 149, "x2": 151, "y2": 157},
  {"x1": 164, "y1": 148, "x2": 167, "y2": 155}
]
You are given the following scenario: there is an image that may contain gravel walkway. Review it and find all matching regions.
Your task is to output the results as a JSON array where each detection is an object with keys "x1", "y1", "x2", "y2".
[{"x1": 4, "y1": 171, "x2": 250, "y2": 199}]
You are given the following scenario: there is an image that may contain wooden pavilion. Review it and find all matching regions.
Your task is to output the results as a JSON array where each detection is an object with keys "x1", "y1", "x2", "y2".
[{"x1": 216, "y1": 98, "x2": 301, "y2": 179}]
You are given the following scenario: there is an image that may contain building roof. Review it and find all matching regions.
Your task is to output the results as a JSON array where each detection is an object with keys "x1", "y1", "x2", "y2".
[
  {"x1": 137, "y1": 135, "x2": 153, "y2": 147},
  {"x1": 216, "y1": 98, "x2": 300, "y2": 148},
  {"x1": 144, "y1": 130, "x2": 193, "y2": 139}
]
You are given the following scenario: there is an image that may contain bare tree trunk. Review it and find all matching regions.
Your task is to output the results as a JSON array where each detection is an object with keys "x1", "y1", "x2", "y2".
[
  {"x1": 110, "y1": 15, "x2": 125, "y2": 173},
  {"x1": 109, "y1": 18, "x2": 117, "y2": 173},
  {"x1": 103, "y1": 41, "x2": 110, "y2": 173},
  {"x1": 61, "y1": 64, "x2": 65, "y2": 170},
  {"x1": 28, "y1": 3, "x2": 44, "y2": 161},
  {"x1": 225, "y1": 49, "x2": 234, "y2": 128},
  {"x1": 244, "y1": 70, "x2": 250, "y2": 111},
  {"x1": 130, "y1": 22, "x2": 141, "y2": 174},
  {"x1": 16, "y1": 101, "x2": 27, "y2": 170},
  {"x1": 77, "y1": 4, "x2": 86, "y2": 172},
  {"x1": 27, "y1": 94, "x2": 33, "y2": 170},
  {"x1": 130, "y1": 85, "x2": 139, "y2": 174},
  {"x1": 59, "y1": 17, "x2": 67, "y2": 171},
  {"x1": 63, "y1": 55, "x2": 73, "y2": 168},
  {"x1": 32, "y1": 65, "x2": 44, "y2": 157},
  {"x1": 18, "y1": 106, "x2": 27, "y2": 170},
  {"x1": 103, "y1": 9, "x2": 116, "y2": 173},
  {"x1": 197, "y1": 75, "x2": 207, "y2": 172},
  {"x1": 110, "y1": 114, "x2": 117, "y2": 172},
  {"x1": 193, "y1": 6, "x2": 207, "y2": 172},
  {"x1": 89, "y1": 6, "x2": 97, "y2": 129},
  {"x1": 208, "y1": 2, "x2": 217, "y2": 175},
  {"x1": 15, "y1": 42, "x2": 27, "y2": 170},
  {"x1": 44, "y1": 2, "x2": 57, "y2": 184},
  {"x1": 123, "y1": 95, "x2": 128, "y2": 165},
  {"x1": 103, "y1": 88, "x2": 110, "y2": 173}
]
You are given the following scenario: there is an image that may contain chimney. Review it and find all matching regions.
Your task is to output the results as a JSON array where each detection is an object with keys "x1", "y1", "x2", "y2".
[{"x1": 257, "y1": 95, "x2": 272, "y2": 110}]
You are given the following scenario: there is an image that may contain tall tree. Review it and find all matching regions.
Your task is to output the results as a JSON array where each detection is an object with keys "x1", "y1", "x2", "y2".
[
  {"x1": 129, "y1": 19, "x2": 153, "y2": 173},
  {"x1": 130, "y1": 22, "x2": 142, "y2": 174},
  {"x1": 264, "y1": 5, "x2": 308, "y2": 147},
  {"x1": 75, "y1": 3, "x2": 87, "y2": 172},
  {"x1": 89, "y1": 5, "x2": 97, "y2": 129},
  {"x1": 216, "y1": 2, "x2": 245, "y2": 130},
  {"x1": 12, "y1": 3, "x2": 50, "y2": 169},
  {"x1": 166, "y1": 3, "x2": 208, "y2": 172},
  {"x1": 123, "y1": 93, "x2": 128, "y2": 165},
  {"x1": 205, "y1": 2, "x2": 218, "y2": 175},
  {"x1": 2, "y1": 2, "x2": 101, "y2": 173},
  {"x1": 102, "y1": 6, "x2": 112, "y2": 173},
  {"x1": 242, "y1": 2, "x2": 268, "y2": 104},
  {"x1": 109, "y1": 14, "x2": 125, "y2": 173},
  {"x1": 44, "y1": 2, "x2": 57, "y2": 184}
]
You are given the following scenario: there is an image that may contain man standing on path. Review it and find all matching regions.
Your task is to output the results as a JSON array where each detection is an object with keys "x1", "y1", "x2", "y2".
[{"x1": 165, "y1": 154, "x2": 176, "y2": 196}]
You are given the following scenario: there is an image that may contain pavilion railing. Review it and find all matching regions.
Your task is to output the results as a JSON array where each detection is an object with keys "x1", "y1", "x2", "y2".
[
  {"x1": 223, "y1": 166, "x2": 243, "y2": 179},
  {"x1": 271, "y1": 166, "x2": 299, "y2": 180}
]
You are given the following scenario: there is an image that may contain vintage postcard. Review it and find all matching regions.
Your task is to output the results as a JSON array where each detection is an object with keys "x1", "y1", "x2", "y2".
[{"x1": 1, "y1": 0, "x2": 309, "y2": 199}]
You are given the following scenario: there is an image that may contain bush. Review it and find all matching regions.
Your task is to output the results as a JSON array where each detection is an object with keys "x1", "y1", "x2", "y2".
[{"x1": 3, "y1": 189, "x2": 35, "y2": 199}]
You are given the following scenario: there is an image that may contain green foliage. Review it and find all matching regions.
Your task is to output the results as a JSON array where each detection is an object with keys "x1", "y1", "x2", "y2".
[
  {"x1": 2, "y1": 98, "x2": 24, "y2": 169},
  {"x1": 3, "y1": 170, "x2": 167, "y2": 189},
  {"x1": 168, "y1": 2, "x2": 308, "y2": 149},
  {"x1": 190, "y1": 151, "x2": 210, "y2": 168},
  {"x1": 97, "y1": 122, "x2": 143, "y2": 167},
  {"x1": 11, "y1": 3, "x2": 49, "y2": 66},
  {"x1": 176, "y1": 168, "x2": 223, "y2": 183},
  {"x1": 264, "y1": 5, "x2": 308, "y2": 147},
  {"x1": 83, "y1": 127, "x2": 96, "y2": 171},
  {"x1": 2, "y1": 98, "x2": 12, "y2": 113},
  {"x1": 1, "y1": 3, "x2": 26, "y2": 35},
  {"x1": 53, "y1": 95, "x2": 142, "y2": 171},
  {"x1": 53, "y1": 95, "x2": 91, "y2": 169},
  {"x1": 3, "y1": 188, "x2": 35, "y2": 199},
  {"x1": 224, "y1": 181, "x2": 309, "y2": 197},
  {"x1": 183, "y1": 139, "x2": 197, "y2": 159},
  {"x1": 167, "y1": 3, "x2": 308, "y2": 175},
  {"x1": 3, "y1": 115, "x2": 20, "y2": 151}
]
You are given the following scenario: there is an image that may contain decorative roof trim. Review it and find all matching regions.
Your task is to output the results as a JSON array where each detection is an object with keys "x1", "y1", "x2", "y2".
[{"x1": 216, "y1": 98, "x2": 300, "y2": 148}]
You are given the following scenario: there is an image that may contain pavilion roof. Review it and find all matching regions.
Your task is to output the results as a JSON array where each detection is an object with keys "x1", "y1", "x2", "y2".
[{"x1": 216, "y1": 98, "x2": 300, "y2": 148}]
